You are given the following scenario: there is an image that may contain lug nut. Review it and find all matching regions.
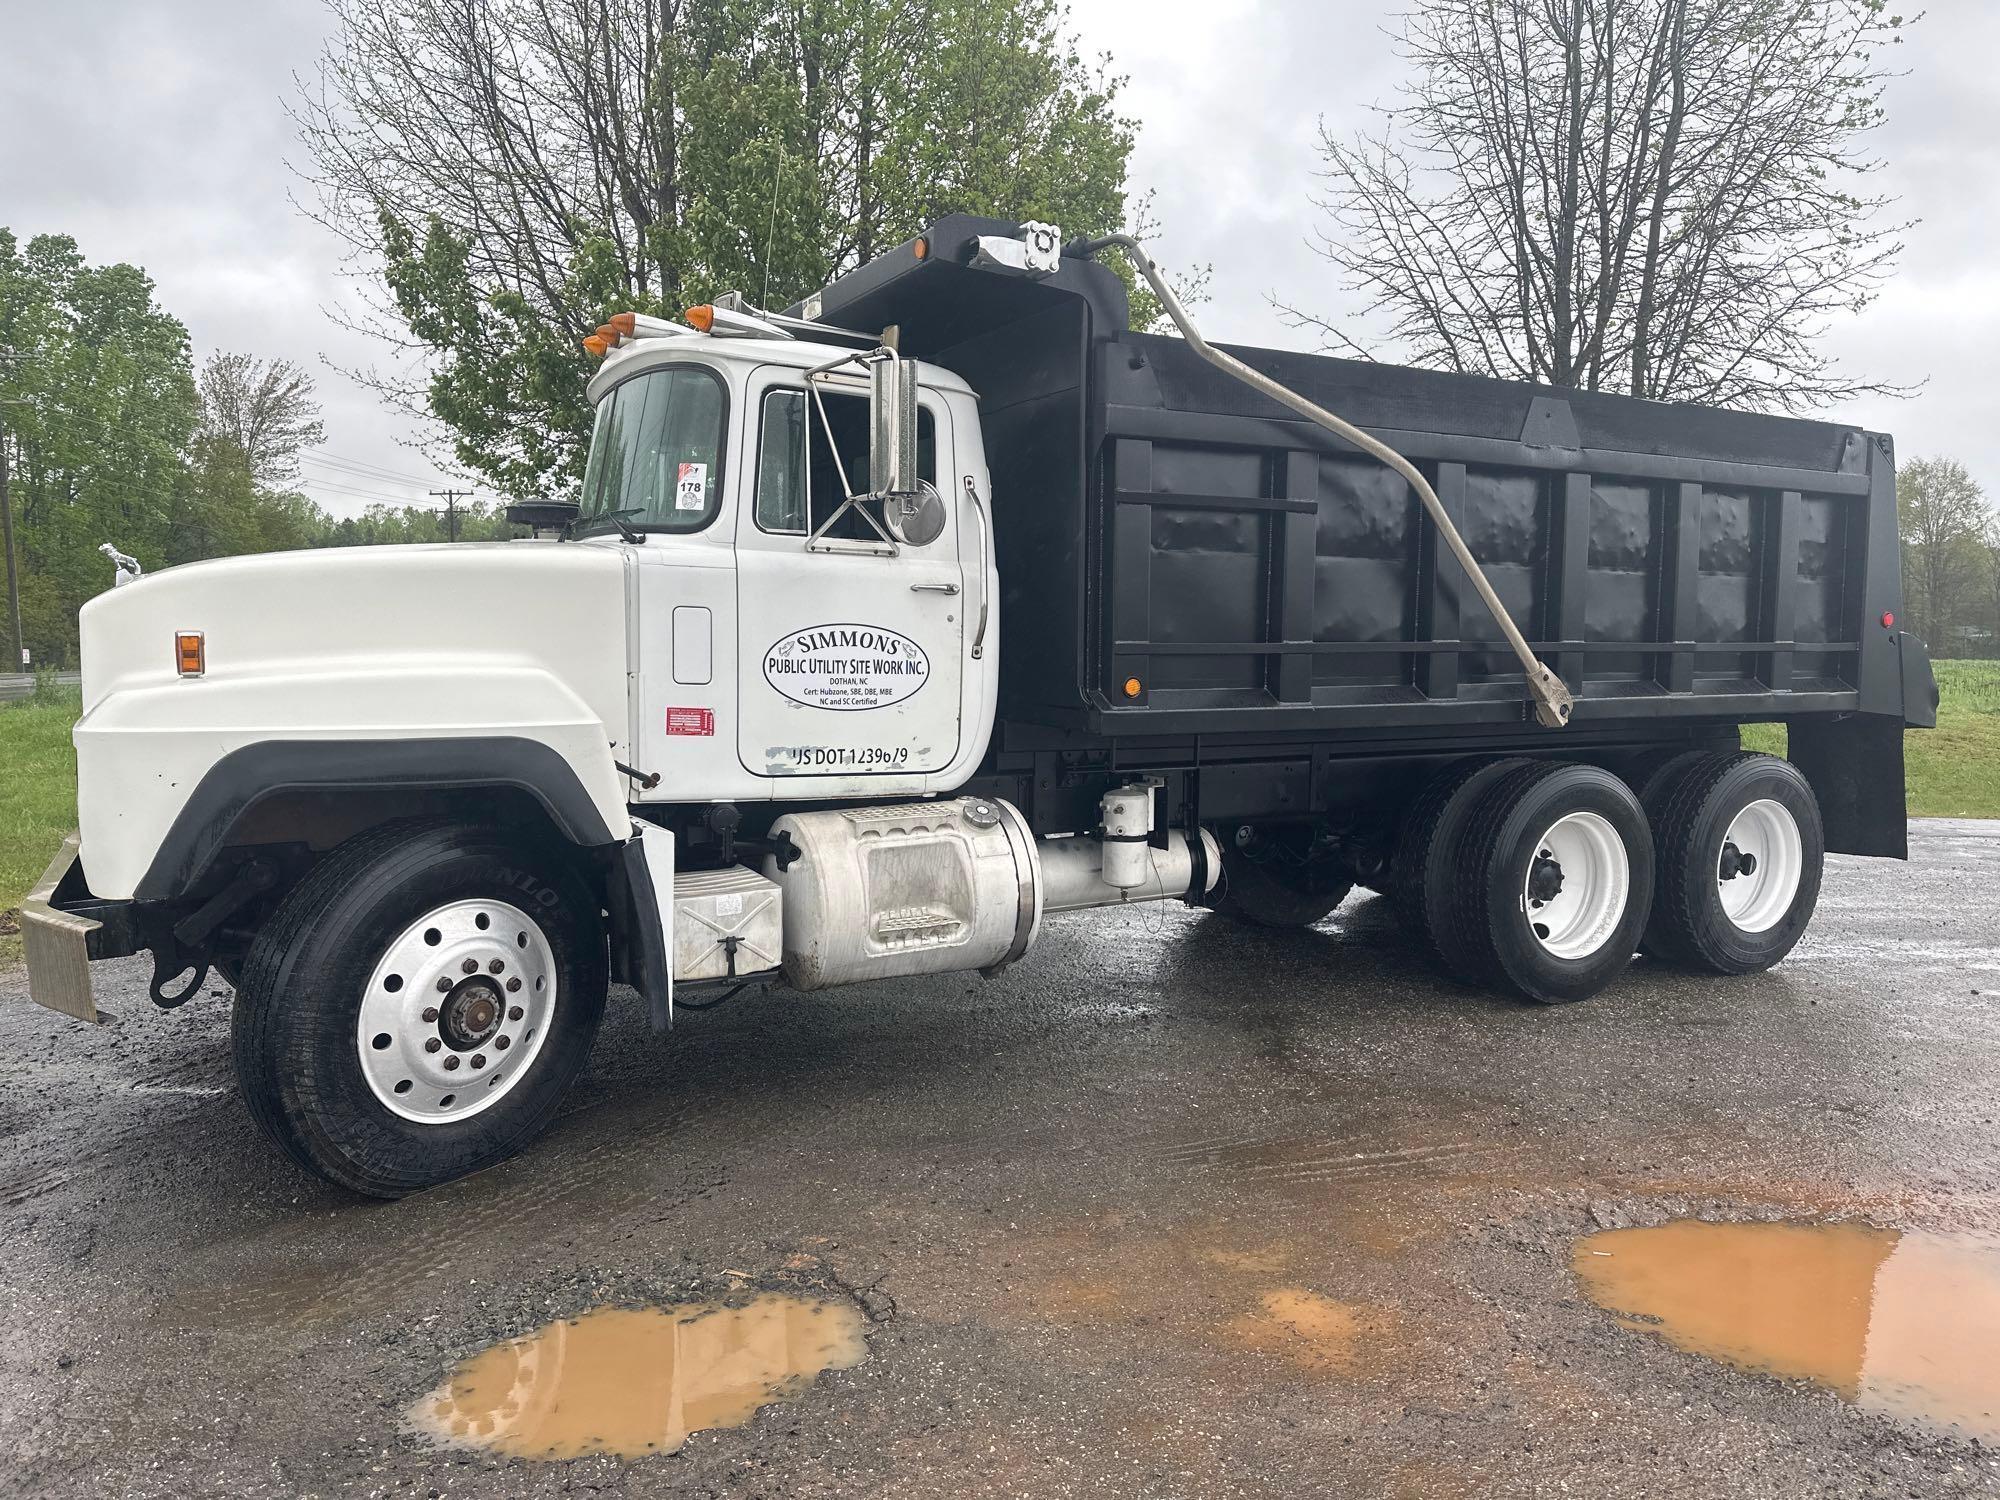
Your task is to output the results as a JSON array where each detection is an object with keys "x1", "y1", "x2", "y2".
[
  {"x1": 437, "y1": 977, "x2": 451, "y2": 993},
  {"x1": 471, "y1": 1054, "x2": 486, "y2": 1069},
  {"x1": 443, "y1": 1055, "x2": 460, "y2": 1071},
  {"x1": 424, "y1": 1038, "x2": 442, "y2": 1053},
  {"x1": 488, "y1": 958, "x2": 504, "y2": 974},
  {"x1": 508, "y1": 1005, "x2": 524, "y2": 1021},
  {"x1": 505, "y1": 977, "x2": 521, "y2": 993},
  {"x1": 495, "y1": 1035, "x2": 511, "y2": 1051},
  {"x1": 422, "y1": 1006, "x2": 439, "y2": 1022},
  {"x1": 461, "y1": 958, "x2": 478, "y2": 974}
]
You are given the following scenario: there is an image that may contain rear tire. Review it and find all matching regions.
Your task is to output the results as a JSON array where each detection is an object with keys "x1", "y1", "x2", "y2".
[
  {"x1": 1438, "y1": 762, "x2": 1653, "y2": 1004},
  {"x1": 231, "y1": 819, "x2": 607, "y2": 1198},
  {"x1": 1391, "y1": 757, "x2": 1531, "y2": 968},
  {"x1": 1642, "y1": 751, "x2": 1823, "y2": 974}
]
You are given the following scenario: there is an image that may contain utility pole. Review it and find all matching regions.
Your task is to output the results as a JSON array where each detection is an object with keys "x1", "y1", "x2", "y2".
[
  {"x1": 428, "y1": 488, "x2": 472, "y2": 543},
  {"x1": 0, "y1": 347, "x2": 24, "y2": 672},
  {"x1": 0, "y1": 424, "x2": 20, "y2": 672}
]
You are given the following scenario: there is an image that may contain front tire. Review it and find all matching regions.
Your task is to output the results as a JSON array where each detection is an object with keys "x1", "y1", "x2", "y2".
[
  {"x1": 231, "y1": 820, "x2": 607, "y2": 1197},
  {"x1": 1642, "y1": 751, "x2": 1823, "y2": 974}
]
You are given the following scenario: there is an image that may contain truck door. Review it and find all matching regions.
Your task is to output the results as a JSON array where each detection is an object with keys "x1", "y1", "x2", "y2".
[{"x1": 733, "y1": 364, "x2": 963, "y2": 784}]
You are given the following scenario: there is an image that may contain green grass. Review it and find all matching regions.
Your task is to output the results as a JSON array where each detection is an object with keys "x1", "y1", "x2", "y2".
[
  {"x1": 1741, "y1": 659, "x2": 2000, "y2": 819},
  {"x1": 0, "y1": 685, "x2": 81, "y2": 966}
]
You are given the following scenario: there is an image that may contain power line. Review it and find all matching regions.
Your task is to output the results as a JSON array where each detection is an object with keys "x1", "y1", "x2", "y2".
[
  {"x1": 301, "y1": 447, "x2": 454, "y2": 486},
  {"x1": 300, "y1": 476, "x2": 435, "y2": 506}
]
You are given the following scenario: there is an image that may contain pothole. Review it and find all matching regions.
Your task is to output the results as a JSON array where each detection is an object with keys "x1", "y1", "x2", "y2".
[
  {"x1": 408, "y1": 1293, "x2": 868, "y2": 1459},
  {"x1": 1575, "y1": 1219, "x2": 2000, "y2": 1442}
]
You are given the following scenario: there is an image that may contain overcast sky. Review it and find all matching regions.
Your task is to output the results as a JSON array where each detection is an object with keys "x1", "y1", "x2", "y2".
[{"x1": 2, "y1": 0, "x2": 1996, "y2": 519}]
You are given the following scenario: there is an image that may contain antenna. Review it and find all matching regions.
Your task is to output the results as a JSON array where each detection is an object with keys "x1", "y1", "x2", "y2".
[{"x1": 762, "y1": 144, "x2": 786, "y2": 307}]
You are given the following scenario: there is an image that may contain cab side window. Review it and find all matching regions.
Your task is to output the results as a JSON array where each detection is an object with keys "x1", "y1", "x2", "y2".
[{"x1": 755, "y1": 387, "x2": 937, "y2": 539}]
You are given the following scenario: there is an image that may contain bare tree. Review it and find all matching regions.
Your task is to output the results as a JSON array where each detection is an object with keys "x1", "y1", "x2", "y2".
[
  {"x1": 196, "y1": 353, "x2": 325, "y2": 491},
  {"x1": 1898, "y1": 456, "x2": 1986, "y2": 650},
  {"x1": 1279, "y1": 0, "x2": 1915, "y2": 413}
]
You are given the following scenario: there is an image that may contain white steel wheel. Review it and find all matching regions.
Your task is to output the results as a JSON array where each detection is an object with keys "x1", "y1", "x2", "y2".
[
  {"x1": 1714, "y1": 798, "x2": 1804, "y2": 935},
  {"x1": 1522, "y1": 810, "x2": 1631, "y2": 960},
  {"x1": 357, "y1": 898, "x2": 559, "y2": 1124}
]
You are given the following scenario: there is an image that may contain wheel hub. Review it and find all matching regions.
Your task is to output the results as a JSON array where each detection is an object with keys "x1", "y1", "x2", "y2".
[
  {"x1": 1527, "y1": 852, "x2": 1566, "y2": 903},
  {"x1": 441, "y1": 979, "x2": 504, "y2": 1049},
  {"x1": 356, "y1": 898, "x2": 558, "y2": 1125},
  {"x1": 1717, "y1": 841, "x2": 1758, "y2": 881}
]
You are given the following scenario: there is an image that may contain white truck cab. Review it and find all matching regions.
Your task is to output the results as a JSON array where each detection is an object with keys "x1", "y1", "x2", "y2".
[{"x1": 582, "y1": 323, "x2": 999, "y2": 804}]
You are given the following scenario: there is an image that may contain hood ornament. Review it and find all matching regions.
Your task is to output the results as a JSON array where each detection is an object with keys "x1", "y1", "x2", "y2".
[{"x1": 99, "y1": 543, "x2": 143, "y2": 588}]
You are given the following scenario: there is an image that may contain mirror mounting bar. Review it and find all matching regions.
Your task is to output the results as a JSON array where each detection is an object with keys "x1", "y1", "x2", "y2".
[
  {"x1": 1067, "y1": 233, "x2": 1573, "y2": 730},
  {"x1": 802, "y1": 346, "x2": 907, "y2": 556}
]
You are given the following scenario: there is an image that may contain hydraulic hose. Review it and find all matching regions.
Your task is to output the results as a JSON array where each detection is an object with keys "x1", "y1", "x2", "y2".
[{"x1": 1067, "y1": 233, "x2": 1573, "y2": 729}]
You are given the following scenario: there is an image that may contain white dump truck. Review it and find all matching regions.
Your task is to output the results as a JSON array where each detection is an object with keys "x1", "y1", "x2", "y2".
[{"x1": 21, "y1": 218, "x2": 1936, "y2": 1195}]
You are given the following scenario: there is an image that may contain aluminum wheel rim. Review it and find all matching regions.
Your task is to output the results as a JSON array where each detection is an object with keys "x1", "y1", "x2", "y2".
[
  {"x1": 357, "y1": 898, "x2": 558, "y2": 1124},
  {"x1": 1716, "y1": 798, "x2": 1803, "y2": 934},
  {"x1": 1522, "y1": 810, "x2": 1629, "y2": 960}
]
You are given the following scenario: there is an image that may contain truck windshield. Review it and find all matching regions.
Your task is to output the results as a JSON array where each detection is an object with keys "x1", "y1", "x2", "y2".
[{"x1": 577, "y1": 365, "x2": 727, "y2": 533}]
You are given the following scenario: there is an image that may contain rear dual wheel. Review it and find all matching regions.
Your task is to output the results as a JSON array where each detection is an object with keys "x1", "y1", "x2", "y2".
[
  {"x1": 1433, "y1": 763, "x2": 1654, "y2": 1004},
  {"x1": 1640, "y1": 751, "x2": 1823, "y2": 974}
]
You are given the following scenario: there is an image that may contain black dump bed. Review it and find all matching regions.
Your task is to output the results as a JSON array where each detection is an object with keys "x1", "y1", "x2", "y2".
[{"x1": 804, "y1": 217, "x2": 1936, "y2": 848}]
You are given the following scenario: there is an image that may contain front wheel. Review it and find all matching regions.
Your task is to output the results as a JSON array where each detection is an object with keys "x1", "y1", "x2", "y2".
[{"x1": 231, "y1": 820, "x2": 607, "y2": 1197}]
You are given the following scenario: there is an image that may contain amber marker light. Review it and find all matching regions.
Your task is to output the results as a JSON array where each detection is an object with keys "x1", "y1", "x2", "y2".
[
  {"x1": 581, "y1": 334, "x2": 609, "y2": 358},
  {"x1": 175, "y1": 631, "x2": 205, "y2": 677},
  {"x1": 684, "y1": 304, "x2": 715, "y2": 333},
  {"x1": 608, "y1": 311, "x2": 636, "y2": 337},
  {"x1": 1123, "y1": 676, "x2": 1142, "y2": 698},
  {"x1": 913, "y1": 236, "x2": 930, "y2": 261}
]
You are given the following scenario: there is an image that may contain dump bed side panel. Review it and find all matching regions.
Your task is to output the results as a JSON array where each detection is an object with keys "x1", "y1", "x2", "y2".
[{"x1": 1088, "y1": 333, "x2": 1903, "y2": 737}]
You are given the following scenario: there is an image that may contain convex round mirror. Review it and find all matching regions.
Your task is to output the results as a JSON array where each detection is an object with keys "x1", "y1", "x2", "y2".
[{"x1": 883, "y1": 479, "x2": 947, "y2": 547}]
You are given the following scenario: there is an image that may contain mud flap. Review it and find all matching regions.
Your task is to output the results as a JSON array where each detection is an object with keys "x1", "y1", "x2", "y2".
[
  {"x1": 1788, "y1": 716, "x2": 1907, "y2": 860},
  {"x1": 610, "y1": 824, "x2": 675, "y2": 1029}
]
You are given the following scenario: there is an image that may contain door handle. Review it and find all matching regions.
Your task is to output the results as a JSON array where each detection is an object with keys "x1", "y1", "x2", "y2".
[{"x1": 911, "y1": 582, "x2": 960, "y2": 595}]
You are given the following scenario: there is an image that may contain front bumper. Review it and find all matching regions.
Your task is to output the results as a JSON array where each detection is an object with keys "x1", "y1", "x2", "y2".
[{"x1": 21, "y1": 835, "x2": 102, "y2": 1024}]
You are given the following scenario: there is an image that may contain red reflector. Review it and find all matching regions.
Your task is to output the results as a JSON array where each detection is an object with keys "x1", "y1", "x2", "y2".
[{"x1": 1881, "y1": 611, "x2": 1896, "y2": 629}]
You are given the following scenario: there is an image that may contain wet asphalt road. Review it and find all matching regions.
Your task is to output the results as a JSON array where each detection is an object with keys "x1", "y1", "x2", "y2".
[{"x1": 3, "y1": 820, "x2": 1999, "y2": 1498}]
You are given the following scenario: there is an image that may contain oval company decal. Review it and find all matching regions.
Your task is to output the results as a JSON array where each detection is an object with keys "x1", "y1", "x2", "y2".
[{"x1": 764, "y1": 623, "x2": 930, "y2": 711}]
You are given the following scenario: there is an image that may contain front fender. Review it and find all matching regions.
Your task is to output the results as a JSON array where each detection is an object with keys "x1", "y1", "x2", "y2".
[{"x1": 75, "y1": 665, "x2": 628, "y2": 901}]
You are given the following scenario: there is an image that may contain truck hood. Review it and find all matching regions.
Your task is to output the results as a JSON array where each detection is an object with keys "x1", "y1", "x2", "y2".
[{"x1": 78, "y1": 542, "x2": 628, "y2": 726}]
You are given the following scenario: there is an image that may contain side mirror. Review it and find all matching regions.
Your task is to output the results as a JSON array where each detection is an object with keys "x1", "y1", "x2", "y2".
[{"x1": 870, "y1": 356, "x2": 919, "y2": 498}]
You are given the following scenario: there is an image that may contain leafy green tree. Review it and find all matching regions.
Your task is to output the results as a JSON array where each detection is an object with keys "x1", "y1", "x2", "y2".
[
  {"x1": 0, "y1": 230, "x2": 199, "y2": 665},
  {"x1": 319, "y1": 499, "x2": 514, "y2": 547},
  {"x1": 1899, "y1": 456, "x2": 1989, "y2": 651},
  {"x1": 297, "y1": 0, "x2": 1147, "y2": 500}
]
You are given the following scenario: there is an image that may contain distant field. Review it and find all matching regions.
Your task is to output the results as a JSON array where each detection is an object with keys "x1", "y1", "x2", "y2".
[
  {"x1": 1740, "y1": 659, "x2": 2000, "y2": 819},
  {"x1": 1, "y1": 665, "x2": 1994, "y2": 969},
  {"x1": 0, "y1": 685, "x2": 82, "y2": 966}
]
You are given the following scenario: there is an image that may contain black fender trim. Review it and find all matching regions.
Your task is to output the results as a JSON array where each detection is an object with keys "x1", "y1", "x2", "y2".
[{"x1": 137, "y1": 737, "x2": 620, "y2": 901}]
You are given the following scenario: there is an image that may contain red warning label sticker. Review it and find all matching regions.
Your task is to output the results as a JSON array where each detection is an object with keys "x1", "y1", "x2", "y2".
[{"x1": 665, "y1": 707, "x2": 715, "y2": 737}]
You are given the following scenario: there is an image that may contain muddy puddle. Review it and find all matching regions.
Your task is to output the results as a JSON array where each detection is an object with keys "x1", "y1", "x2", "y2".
[
  {"x1": 1576, "y1": 1220, "x2": 2000, "y2": 1442},
  {"x1": 409, "y1": 1294, "x2": 868, "y2": 1460}
]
